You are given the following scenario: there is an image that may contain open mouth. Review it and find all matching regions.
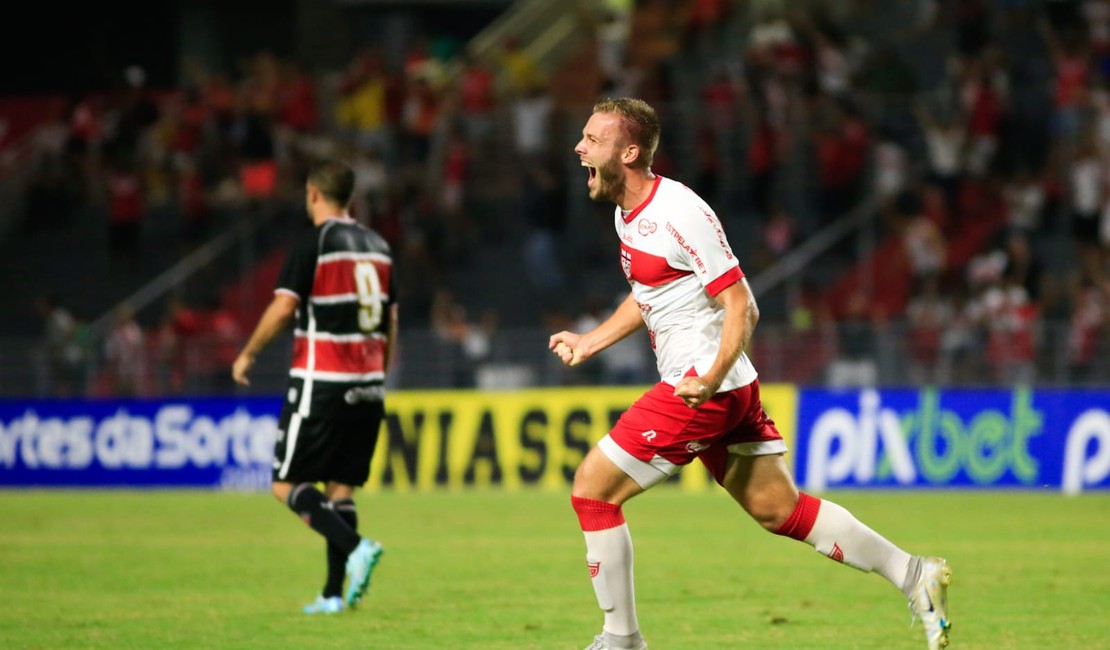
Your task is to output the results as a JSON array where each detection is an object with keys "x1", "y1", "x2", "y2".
[{"x1": 582, "y1": 161, "x2": 597, "y2": 188}]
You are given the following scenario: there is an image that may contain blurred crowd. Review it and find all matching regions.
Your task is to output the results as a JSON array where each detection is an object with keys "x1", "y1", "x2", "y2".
[
  {"x1": 14, "y1": 0, "x2": 1110, "y2": 396},
  {"x1": 664, "y1": 0, "x2": 1110, "y2": 387}
]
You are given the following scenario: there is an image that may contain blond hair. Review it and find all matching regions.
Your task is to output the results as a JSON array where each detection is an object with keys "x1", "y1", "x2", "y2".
[{"x1": 592, "y1": 98, "x2": 660, "y2": 169}]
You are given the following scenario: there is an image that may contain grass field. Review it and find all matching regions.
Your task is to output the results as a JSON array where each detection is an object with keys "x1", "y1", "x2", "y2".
[{"x1": 1, "y1": 488, "x2": 1107, "y2": 650}]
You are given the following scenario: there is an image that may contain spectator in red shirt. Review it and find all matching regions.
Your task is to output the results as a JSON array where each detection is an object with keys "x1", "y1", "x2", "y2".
[
  {"x1": 156, "y1": 296, "x2": 206, "y2": 393},
  {"x1": 105, "y1": 156, "x2": 146, "y2": 272},
  {"x1": 813, "y1": 102, "x2": 863, "y2": 226},
  {"x1": 746, "y1": 105, "x2": 778, "y2": 216},
  {"x1": 278, "y1": 62, "x2": 319, "y2": 133},
  {"x1": 1040, "y1": 16, "x2": 1090, "y2": 143},
  {"x1": 455, "y1": 52, "x2": 497, "y2": 149},
  {"x1": 961, "y1": 65, "x2": 1004, "y2": 177},
  {"x1": 178, "y1": 158, "x2": 211, "y2": 252}
]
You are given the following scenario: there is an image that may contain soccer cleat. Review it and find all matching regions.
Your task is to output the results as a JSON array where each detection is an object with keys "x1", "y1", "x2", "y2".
[
  {"x1": 344, "y1": 538, "x2": 384, "y2": 607},
  {"x1": 303, "y1": 595, "x2": 343, "y2": 615},
  {"x1": 909, "y1": 556, "x2": 953, "y2": 650},
  {"x1": 582, "y1": 633, "x2": 648, "y2": 650}
]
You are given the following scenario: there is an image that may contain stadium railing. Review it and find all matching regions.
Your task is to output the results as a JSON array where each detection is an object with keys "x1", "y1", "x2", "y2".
[{"x1": 3, "y1": 319, "x2": 1106, "y2": 400}]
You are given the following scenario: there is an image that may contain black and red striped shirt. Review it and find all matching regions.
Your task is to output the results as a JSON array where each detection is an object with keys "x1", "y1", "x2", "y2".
[{"x1": 276, "y1": 216, "x2": 394, "y2": 418}]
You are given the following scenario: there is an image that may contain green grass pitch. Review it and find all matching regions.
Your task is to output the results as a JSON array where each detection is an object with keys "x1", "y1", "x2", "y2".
[{"x1": 1, "y1": 488, "x2": 1107, "y2": 649}]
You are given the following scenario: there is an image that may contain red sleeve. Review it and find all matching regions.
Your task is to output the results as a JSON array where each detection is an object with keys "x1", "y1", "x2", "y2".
[{"x1": 705, "y1": 266, "x2": 744, "y2": 297}]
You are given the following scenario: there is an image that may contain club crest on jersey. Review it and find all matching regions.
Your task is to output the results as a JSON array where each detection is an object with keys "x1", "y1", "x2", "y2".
[
  {"x1": 620, "y1": 248, "x2": 633, "y2": 280},
  {"x1": 637, "y1": 219, "x2": 658, "y2": 236},
  {"x1": 588, "y1": 561, "x2": 601, "y2": 578}
]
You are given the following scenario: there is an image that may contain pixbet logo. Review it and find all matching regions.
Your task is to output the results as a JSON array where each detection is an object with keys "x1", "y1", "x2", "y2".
[
  {"x1": 1062, "y1": 409, "x2": 1110, "y2": 495},
  {"x1": 804, "y1": 389, "x2": 1043, "y2": 490}
]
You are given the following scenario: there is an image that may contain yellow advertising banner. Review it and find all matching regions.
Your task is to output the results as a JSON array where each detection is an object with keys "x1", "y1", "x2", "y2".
[{"x1": 365, "y1": 385, "x2": 798, "y2": 492}]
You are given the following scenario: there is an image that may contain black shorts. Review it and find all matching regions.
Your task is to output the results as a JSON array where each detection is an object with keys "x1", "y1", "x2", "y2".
[{"x1": 271, "y1": 402, "x2": 384, "y2": 486}]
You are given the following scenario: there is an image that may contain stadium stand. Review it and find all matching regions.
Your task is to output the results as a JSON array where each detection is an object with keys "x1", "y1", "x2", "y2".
[{"x1": 1, "y1": 0, "x2": 1107, "y2": 396}]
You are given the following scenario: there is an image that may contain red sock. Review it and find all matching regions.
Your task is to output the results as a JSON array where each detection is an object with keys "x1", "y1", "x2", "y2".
[
  {"x1": 571, "y1": 496, "x2": 626, "y2": 531},
  {"x1": 774, "y1": 491, "x2": 821, "y2": 541}
]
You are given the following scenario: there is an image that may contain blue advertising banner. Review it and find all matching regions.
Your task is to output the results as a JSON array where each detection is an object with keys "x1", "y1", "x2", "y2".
[
  {"x1": 0, "y1": 398, "x2": 281, "y2": 489},
  {"x1": 5, "y1": 388, "x2": 1109, "y2": 492},
  {"x1": 794, "y1": 388, "x2": 1110, "y2": 493}
]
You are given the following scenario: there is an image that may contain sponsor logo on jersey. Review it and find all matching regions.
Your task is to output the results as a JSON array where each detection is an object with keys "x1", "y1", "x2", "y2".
[
  {"x1": 685, "y1": 440, "x2": 709, "y2": 453},
  {"x1": 699, "y1": 207, "x2": 735, "y2": 260},
  {"x1": 641, "y1": 430, "x2": 657, "y2": 442},
  {"x1": 344, "y1": 385, "x2": 385, "y2": 404},
  {"x1": 665, "y1": 223, "x2": 706, "y2": 273},
  {"x1": 637, "y1": 220, "x2": 658, "y2": 236}
]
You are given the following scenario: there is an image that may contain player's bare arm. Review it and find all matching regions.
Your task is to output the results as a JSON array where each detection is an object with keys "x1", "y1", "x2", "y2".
[
  {"x1": 674, "y1": 278, "x2": 758, "y2": 408},
  {"x1": 549, "y1": 292, "x2": 644, "y2": 366},
  {"x1": 232, "y1": 293, "x2": 299, "y2": 385}
]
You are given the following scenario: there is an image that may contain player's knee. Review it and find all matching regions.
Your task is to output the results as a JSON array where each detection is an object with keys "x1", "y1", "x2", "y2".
[
  {"x1": 570, "y1": 450, "x2": 605, "y2": 499},
  {"x1": 270, "y1": 481, "x2": 291, "y2": 504},
  {"x1": 570, "y1": 465, "x2": 604, "y2": 501},
  {"x1": 745, "y1": 489, "x2": 798, "y2": 533}
]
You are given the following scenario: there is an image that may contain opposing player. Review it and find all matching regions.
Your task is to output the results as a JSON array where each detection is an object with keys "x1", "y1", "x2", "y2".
[
  {"x1": 233, "y1": 159, "x2": 396, "y2": 614},
  {"x1": 549, "y1": 98, "x2": 952, "y2": 650}
]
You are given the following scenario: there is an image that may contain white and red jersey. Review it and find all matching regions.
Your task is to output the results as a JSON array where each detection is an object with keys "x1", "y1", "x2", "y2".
[{"x1": 615, "y1": 175, "x2": 757, "y2": 392}]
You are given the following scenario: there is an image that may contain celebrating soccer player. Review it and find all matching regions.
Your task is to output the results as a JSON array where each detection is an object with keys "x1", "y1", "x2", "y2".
[{"x1": 549, "y1": 98, "x2": 952, "y2": 650}]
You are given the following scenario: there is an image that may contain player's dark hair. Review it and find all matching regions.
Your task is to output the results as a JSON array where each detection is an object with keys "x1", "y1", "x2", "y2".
[
  {"x1": 592, "y1": 97, "x2": 660, "y2": 169},
  {"x1": 307, "y1": 159, "x2": 356, "y2": 207}
]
